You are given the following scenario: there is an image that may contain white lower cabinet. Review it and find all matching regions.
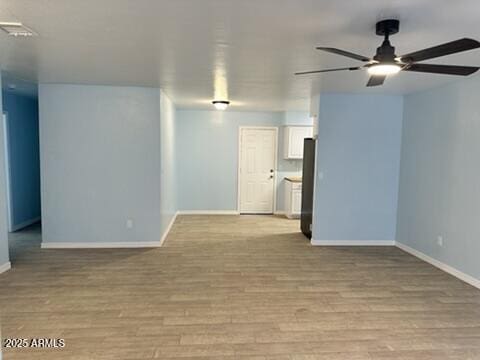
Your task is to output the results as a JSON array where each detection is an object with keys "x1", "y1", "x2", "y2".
[{"x1": 285, "y1": 180, "x2": 302, "y2": 219}]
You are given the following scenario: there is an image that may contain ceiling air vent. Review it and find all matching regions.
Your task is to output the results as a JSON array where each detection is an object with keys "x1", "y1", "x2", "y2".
[{"x1": 0, "y1": 22, "x2": 37, "y2": 37}]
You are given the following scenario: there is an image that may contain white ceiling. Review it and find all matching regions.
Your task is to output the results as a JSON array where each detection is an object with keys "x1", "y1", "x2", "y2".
[{"x1": 0, "y1": 0, "x2": 479, "y2": 111}]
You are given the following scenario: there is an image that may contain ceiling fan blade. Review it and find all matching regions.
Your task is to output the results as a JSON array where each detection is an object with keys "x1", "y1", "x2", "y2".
[
  {"x1": 400, "y1": 38, "x2": 480, "y2": 63},
  {"x1": 316, "y1": 47, "x2": 371, "y2": 62},
  {"x1": 295, "y1": 67, "x2": 361, "y2": 75},
  {"x1": 366, "y1": 75, "x2": 386, "y2": 87},
  {"x1": 404, "y1": 63, "x2": 479, "y2": 76}
]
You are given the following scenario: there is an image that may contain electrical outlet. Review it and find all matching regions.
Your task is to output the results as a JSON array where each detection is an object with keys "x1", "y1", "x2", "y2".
[
  {"x1": 437, "y1": 235, "x2": 443, "y2": 247},
  {"x1": 126, "y1": 219, "x2": 134, "y2": 229}
]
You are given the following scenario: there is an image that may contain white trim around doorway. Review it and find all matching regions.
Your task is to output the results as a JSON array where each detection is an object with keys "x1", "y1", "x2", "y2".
[{"x1": 2, "y1": 112, "x2": 13, "y2": 232}]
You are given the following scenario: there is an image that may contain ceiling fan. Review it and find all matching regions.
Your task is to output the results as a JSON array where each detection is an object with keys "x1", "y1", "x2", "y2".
[{"x1": 295, "y1": 19, "x2": 480, "y2": 87}]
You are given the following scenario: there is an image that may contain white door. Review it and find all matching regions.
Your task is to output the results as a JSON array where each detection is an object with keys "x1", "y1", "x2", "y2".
[{"x1": 239, "y1": 128, "x2": 277, "y2": 214}]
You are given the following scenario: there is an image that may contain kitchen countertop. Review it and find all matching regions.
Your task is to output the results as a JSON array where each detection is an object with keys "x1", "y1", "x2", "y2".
[{"x1": 285, "y1": 176, "x2": 302, "y2": 183}]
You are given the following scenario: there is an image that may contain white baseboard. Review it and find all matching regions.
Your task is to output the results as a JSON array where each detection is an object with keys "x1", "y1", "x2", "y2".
[
  {"x1": 309, "y1": 239, "x2": 479, "y2": 289},
  {"x1": 41, "y1": 241, "x2": 162, "y2": 249},
  {"x1": 11, "y1": 217, "x2": 40, "y2": 232},
  {"x1": 178, "y1": 210, "x2": 240, "y2": 215},
  {"x1": 179, "y1": 210, "x2": 288, "y2": 216},
  {"x1": 396, "y1": 241, "x2": 480, "y2": 290},
  {"x1": 41, "y1": 212, "x2": 181, "y2": 249},
  {"x1": 311, "y1": 239, "x2": 395, "y2": 246},
  {"x1": 0, "y1": 262, "x2": 11, "y2": 274},
  {"x1": 160, "y1": 212, "x2": 178, "y2": 246}
]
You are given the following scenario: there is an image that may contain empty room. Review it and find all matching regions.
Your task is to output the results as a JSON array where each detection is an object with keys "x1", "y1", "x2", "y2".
[{"x1": 0, "y1": 1, "x2": 480, "y2": 359}]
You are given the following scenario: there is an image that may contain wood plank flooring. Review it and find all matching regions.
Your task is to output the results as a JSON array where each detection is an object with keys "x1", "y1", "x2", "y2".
[{"x1": 1, "y1": 215, "x2": 480, "y2": 359}]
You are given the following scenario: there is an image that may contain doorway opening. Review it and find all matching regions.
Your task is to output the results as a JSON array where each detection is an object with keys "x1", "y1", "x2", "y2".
[
  {"x1": 2, "y1": 73, "x2": 41, "y2": 264},
  {"x1": 236, "y1": 123, "x2": 315, "y2": 240}
]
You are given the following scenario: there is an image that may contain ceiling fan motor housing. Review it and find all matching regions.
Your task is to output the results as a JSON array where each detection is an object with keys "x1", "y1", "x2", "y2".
[{"x1": 374, "y1": 40, "x2": 397, "y2": 63}]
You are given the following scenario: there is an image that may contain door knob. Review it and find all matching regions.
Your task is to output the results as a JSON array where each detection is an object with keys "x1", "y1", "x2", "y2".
[
  {"x1": 270, "y1": 169, "x2": 274, "y2": 173},
  {"x1": 269, "y1": 175, "x2": 274, "y2": 179}
]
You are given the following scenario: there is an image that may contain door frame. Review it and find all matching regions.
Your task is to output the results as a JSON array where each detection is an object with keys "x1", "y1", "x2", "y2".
[
  {"x1": 2, "y1": 112, "x2": 13, "y2": 232},
  {"x1": 237, "y1": 126, "x2": 278, "y2": 214}
]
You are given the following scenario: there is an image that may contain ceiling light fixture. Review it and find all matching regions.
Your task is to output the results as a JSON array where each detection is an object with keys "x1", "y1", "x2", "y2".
[
  {"x1": 367, "y1": 63, "x2": 401, "y2": 76},
  {"x1": 0, "y1": 22, "x2": 37, "y2": 37},
  {"x1": 212, "y1": 100, "x2": 230, "y2": 111}
]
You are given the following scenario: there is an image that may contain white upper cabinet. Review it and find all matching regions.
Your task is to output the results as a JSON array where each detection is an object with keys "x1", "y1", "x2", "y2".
[{"x1": 283, "y1": 126, "x2": 313, "y2": 159}]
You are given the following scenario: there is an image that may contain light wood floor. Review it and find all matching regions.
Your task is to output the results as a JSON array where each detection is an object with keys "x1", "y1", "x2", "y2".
[{"x1": 1, "y1": 215, "x2": 480, "y2": 359}]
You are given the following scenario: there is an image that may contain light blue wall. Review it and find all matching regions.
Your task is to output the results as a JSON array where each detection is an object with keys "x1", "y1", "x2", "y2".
[
  {"x1": 159, "y1": 90, "x2": 177, "y2": 235},
  {"x1": 313, "y1": 94, "x2": 403, "y2": 241},
  {"x1": 176, "y1": 110, "x2": 311, "y2": 211},
  {"x1": 0, "y1": 74, "x2": 10, "y2": 267},
  {"x1": 397, "y1": 76, "x2": 480, "y2": 280},
  {"x1": 2, "y1": 92, "x2": 41, "y2": 229},
  {"x1": 39, "y1": 84, "x2": 163, "y2": 244}
]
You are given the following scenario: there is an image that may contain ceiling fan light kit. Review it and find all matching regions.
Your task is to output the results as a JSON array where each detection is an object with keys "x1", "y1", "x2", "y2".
[
  {"x1": 368, "y1": 64, "x2": 401, "y2": 76},
  {"x1": 296, "y1": 19, "x2": 480, "y2": 87}
]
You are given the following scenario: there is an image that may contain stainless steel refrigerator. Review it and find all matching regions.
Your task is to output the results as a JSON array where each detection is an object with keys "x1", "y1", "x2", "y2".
[{"x1": 301, "y1": 138, "x2": 315, "y2": 239}]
